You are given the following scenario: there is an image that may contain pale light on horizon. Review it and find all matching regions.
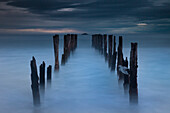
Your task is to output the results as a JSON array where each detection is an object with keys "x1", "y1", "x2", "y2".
[{"x1": 0, "y1": 28, "x2": 81, "y2": 34}]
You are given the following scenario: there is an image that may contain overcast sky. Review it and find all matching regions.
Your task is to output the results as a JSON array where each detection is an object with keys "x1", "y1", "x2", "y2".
[{"x1": 0, "y1": 0, "x2": 170, "y2": 34}]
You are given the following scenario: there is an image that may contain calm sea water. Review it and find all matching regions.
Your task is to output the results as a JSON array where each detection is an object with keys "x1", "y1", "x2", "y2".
[{"x1": 0, "y1": 34, "x2": 170, "y2": 113}]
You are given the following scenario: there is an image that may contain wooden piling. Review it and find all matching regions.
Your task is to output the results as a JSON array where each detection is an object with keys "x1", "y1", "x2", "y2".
[
  {"x1": 75, "y1": 34, "x2": 77, "y2": 48},
  {"x1": 53, "y1": 35, "x2": 59, "y2": 70},
  {"x1": 104, "y1": 34, "x2": 107, "y2": 54},
  {"x1": 71, "y1": 34, "x2": 75, "y2": 51},
  {"x1": 123, "y1": 57, "x2": 129, "y2": 85},
  {"x1": 40, "y1": 61, "x2": 45, "y2": 87},
  {"x1": 117, "y1": 36, "x2": 124, "y2": 71},
  {"x1": 129, "y1": 43, "x2": 138, "y2": 93},
  {"x1": 108, "y1": 35, "x2": 113, "y2": 68},
  {"x1": 30, "y1": 56, "x2": 40, "y2": 106},
  {"x1": 111, "y1": 36, "x2": 117, "y2": 70},
  {"x1": 47, "y1": 65, "x2": 52, "y2": 81},
  {"x1": 108, "y1": 35, "x2": 113, "y2": 56},
  {"x1": 113, "y1": 36, "x2": 116, "y2": 53},
  {"x1": 61, "y1": 35, "x2": 67, "y2": 64}
]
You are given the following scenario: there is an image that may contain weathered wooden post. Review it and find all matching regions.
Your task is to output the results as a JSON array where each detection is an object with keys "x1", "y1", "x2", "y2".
[
  {"x1": 123, "y1": 57, "x2": 129, "y2": 85},
  {"x1": 40, "y1": 61, "x2": 45, "y2": 87},
  {"x1": 30, "y1": 56, "x2": 40, "y2": 106},
  {"x1": 67, "y1": 34, "x2": 71, "y2": 57},
  {"x1": 92, "y1": 35, "x2": 94, "y2": 47},
  {"x1": 71, "y1": 34, "x2": 75, "y2": 51},
  {"x1": 108, "y1": 35, "x2": 113, "y2": 67},
  {"x1": 93, "y1": 34, "x2": 96, "y2": 48},
  {"x1": 113, "y1": 36, "x2": 116, "y2": 53},
  {"x1": 75, "y1": 34, "x2": 77, "y2": 49},
  {"x1": 129, "y1": 43, "x2": 138, "y2": 103},
  {"x1": 108, "y1": 35, "x2": 113, "y2": 56},
  {"x1": 97, "y1": 34, "x2": 99, "y2": 49},
  {"x1": 129, "y1": 43, "x2": 138, "y2": 92},
  {"x1": 95, "y1": 34, "x2": 98, "y2": 49},
  {"x1": 100, "y1": 35, "x2": 103, "y2": 54},
  {"x1": 47, "y1": 65, "x2": 52, "y2": 81},
  {"x1": 117, "y1": 36, "x2": 123, "y2": 66},
  {"x1": 117, "y1": 36, "x2": 124, "y2": 73},
  {"x1": 104, "y1": 34, "x2": 107, "y2": 54},
  {"x1": 97, "y1": 34, "x2": 102, "y2": 53},
  {"x1": 111, "y1": 36, "x2": 117, "y2": 71},
  {"x1": 53, "y1": 35, "x2": 59, "y2": 70},
  {"x1": 61, "y1": 35, "x2": 67, "y2": 64}
]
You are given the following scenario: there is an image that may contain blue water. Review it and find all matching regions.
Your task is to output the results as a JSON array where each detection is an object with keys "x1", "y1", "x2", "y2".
[{"x1": 0, "y1": 34, "x2": 170, "y2": 113}]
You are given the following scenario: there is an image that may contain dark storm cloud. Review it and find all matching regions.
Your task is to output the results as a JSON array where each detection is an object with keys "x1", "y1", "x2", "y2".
[{"x1": 0, "y1": 0, "x2": 170, "y2": 34}]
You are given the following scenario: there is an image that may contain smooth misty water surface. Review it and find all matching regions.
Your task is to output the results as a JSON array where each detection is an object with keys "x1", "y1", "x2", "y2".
[{"x1": 0, "y1": 34, "x2": 170, "y2": 113}]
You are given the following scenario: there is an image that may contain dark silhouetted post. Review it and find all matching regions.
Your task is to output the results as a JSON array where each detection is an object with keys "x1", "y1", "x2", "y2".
[
  {"x1": 104, "y1": 34, "x2": 107, "y2": 54},
  {"x1": 100, "y1": 35, "x2": 103, "y2": 54},
  {"x1": 40, "y1": 61, "x2": 45, "y2": 87},
  {"x1": 129, "y1": 43, "x2": 138, "y2": 103},
  {"x1": 61, "y1": 35, "x2": 67, "y2": 64},
  {"x1": 53, "y1": 35, "x2": 59, "y2": 70},
  {"x1": 75, "y1": 34, "x2": 77, "y2": 48},
  {"x1": 30, "y1": 57, "x2": 40, "y2": 106},
  {"x1": 108, "y1": 35, "x2": 113, "y2": 68},
  {"x1": 123, "y1": 57, "x2": 129, "y2": 85},
  {"x1": 113, "y1": 36, "x2": 116, "y2": 53},
  {"x1": 47, "y1": 65, "x2": 52, "y2": 81},
  {"x1": 111, "y1": 36, "x2": 117, "y2": 71},
  {"x1": 108, "y1": 35, "x2": 112, "y2": 56},
  {"x1": 117, "y1": 36, "x2": 124, "y2": 73}
]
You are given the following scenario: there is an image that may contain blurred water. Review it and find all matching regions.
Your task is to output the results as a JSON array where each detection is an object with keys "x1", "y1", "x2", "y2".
[{"x1": 0, "y1": 34, "x2": 170, "y2": 113}]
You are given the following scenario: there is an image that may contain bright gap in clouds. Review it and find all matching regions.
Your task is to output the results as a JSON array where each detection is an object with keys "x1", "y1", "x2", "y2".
[
  {"x1": 57, "y1": 8, "x2": 77, "y2": 12},
  {"x1": 137, "y1": 23, "x2": 148, "y2": 26}
]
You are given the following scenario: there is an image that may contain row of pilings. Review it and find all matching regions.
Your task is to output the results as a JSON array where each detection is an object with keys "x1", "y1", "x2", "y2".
[
  {"x1": 30, "y1": 57, "x2": 52, "y2": 106},
  {"x1": 92, "y1": 34, "x2": 138, "y2": 103},
  {"x1": 53, "y1": 34, "x2": 78, "y2": 70},
  {"x1": 30, "y1": 34, "x2": 78, "y2": 106}
]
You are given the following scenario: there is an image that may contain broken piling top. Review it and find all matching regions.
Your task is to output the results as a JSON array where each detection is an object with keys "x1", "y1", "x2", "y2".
[
  {"x1": 40, "y1": 61, "x2": 45, "y2": 86},
  {"x1": 30, "y1": 56, "x2": 40, "y2": 106},
  {"x1": 130, "y1": 43, "x2": 138, "y2": 70},
  {"x1": 53, "y1": 34, "x2": 59, "y2": 47},
  {"x1": 53, "y1": 34, "x2": 59, "y2": 70},
  {"x1": 130, "y1": 42, "x2": 138, "y2": 90},
  {"x1": 30, "y1": 56, "x2": 39, "y2": 86},
  {"x1": 117, "y1": 36, "x2": 124, "y2": 66},
  {"x1": 47, "y1": 65, "x2": 52, "y2": 80}
]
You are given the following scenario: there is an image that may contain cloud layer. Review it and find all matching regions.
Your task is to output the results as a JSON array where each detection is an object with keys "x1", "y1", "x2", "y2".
[{"x1": 0, "y1": 0, "x2": 170, "y2": 34}]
